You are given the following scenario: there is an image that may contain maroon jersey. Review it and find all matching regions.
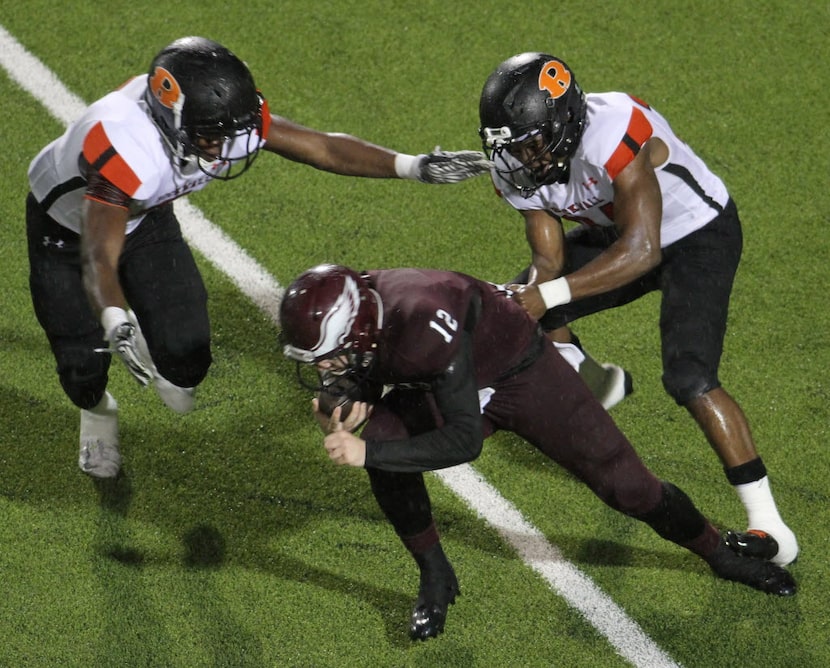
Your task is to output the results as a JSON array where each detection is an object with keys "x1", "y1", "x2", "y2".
[
  {"x1": 356, "y1": 267, "x2": 667, "y2": 528},
  {"x1": 366, "y1": 269, "x2": 539, "y2": 387}
]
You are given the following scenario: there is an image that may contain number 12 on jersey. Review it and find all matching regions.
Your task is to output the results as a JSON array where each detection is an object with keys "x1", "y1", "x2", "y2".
[{"x1": 429, "y1": 309, "x2": 459, "y2": 343}]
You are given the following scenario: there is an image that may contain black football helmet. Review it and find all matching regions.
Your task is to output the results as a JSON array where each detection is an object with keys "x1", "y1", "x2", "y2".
[
  {"x1": 144, "y1": 36, "x2": 266, "y2": 179},
  {"x1": 280, "y1": 264, "x2": 381, "y2": 391},
  {"x1": 479, "y1": 53, "x2": 587, "y2": 196}
]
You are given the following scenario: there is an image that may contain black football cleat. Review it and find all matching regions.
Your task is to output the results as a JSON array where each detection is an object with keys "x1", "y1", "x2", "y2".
[
  {"x1": 707, "y1": 535, "x2": 797, "y2": 596},
  {"x1": 410, "y1": 596, "x2": 457, "y2": 641},
  {"x1": 409, "y1": 544, "x2": 460, "y2": 641},
  {"x1": 724, "y1": 529, "x2": 780, "y2": 561}
]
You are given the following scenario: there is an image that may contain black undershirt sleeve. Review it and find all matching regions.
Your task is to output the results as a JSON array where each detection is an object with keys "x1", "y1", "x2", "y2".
[
  {"x1": 84, "y1": 166, "x2": 132, "y2": 209},
  {"x1": 363, "y1": 329, "x2": 484, "y2": 472}
]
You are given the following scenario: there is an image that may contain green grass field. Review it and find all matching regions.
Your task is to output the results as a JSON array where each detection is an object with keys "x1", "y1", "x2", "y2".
[{"x1": 1, "y1": 2, "x2": 828, "y2": 666}]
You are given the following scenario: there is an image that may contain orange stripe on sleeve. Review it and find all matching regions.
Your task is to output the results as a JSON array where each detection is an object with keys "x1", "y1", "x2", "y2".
[
  {"x1": 82, "y1": 122, "x2": 111, "y2": 164},
  {"x1": 604, "y1": 107, "x2": 653, "y2": 180},
  {"x1": 82, "y1": 122, "x2": 142, "y2": 197},
  {"x1": 260, "y1": 95, "x2": 272, "y2": 139},
  {"x1": 628, "y1": 94, "x2": 651, "y2": 110}
]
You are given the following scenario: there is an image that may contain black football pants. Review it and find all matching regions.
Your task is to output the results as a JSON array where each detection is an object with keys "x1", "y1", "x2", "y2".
[
  {"x1": 26, "y1": 194, "x2": 211, "y2": 409},
  {"x1": 516, "y1": 199, "x2": 743, "y2": 405}
]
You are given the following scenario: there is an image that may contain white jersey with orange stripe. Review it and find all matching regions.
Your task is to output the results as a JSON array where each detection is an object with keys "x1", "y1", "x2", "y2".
[
  {"x1": 492, "y1": 92, "x2": 730, "y2": 247},
  {"x1": 28, "y1": 76, "x2": 246, "y2": 236}
]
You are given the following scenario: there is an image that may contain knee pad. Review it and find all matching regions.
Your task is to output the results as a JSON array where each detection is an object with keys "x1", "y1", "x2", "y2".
[
  {"x1": 153, "y1": 341, "x2": 212, "y2": 388},
  {"x1": 662, "y1": 360, "x2": 719, "y2": 405},
  {"x1": 57, "y1": 345, "x2": 110, "y2": 409}
]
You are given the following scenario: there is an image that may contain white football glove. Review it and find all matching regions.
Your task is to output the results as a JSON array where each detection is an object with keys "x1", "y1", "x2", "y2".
[
  {"x1": 98, "y1": 307, "x2": 154, "y2": 386},
  {"x1": 110, "y1": 322, "x2": 154, "y2": 386},
  {"x1": 416, "y1": 147, "x2": 494, "y2": 184},
  {"x1": 396, "y1": 147, "x2": 493, "y2": 184}
]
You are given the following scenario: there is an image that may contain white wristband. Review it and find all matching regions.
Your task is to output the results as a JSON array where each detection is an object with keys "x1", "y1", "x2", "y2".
[
  {"x1": 393, "y1": 153, "x2": 422, "y2": 180},
  {"x1": 101, "y1": 306, "x2": 129, "y2": 339},
  {"x1": 538, "y1": 277, "x2": 572, "y2": 310}
]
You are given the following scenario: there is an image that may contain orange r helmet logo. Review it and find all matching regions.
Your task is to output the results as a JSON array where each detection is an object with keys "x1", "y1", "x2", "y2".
[
  {"x1": 538, "y1": 59, "x2": 572, "y2": 99},
  {"x1": 148, "y1": 66, "x2": 183, "y2": 110}
]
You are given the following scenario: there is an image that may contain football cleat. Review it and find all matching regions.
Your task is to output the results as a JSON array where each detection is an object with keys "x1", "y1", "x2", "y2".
[
  {"x1": 410, "y1": 544, "x2": 460, "y2": 641},
  {"x1": 560, "y1": 341, "x2": 634, "y2": 410},
  {"x1": 410, "y1": 578, "x2": 460, "y2": 640},
  {"x1": 599, "y1": 363, "x2": 634, "y2": 410},
  {"x1": 726, "y1": 526, "x2": 798, "y2": 567},
  {"x1": 79, "y1": 392, "x2": 121, "y2": 478},
  {"x1": 724, "y1": 529, "x2": 780, "y2": 561},
  {"x1": 155, "y1": 376, "x2": 196, "y2": 414},
  {"x1": 707, "y1": 534, "x2": 797, "y2": 596},
  {"x1": 79, "y1": 439, "x2": 121, "y2": 479}
]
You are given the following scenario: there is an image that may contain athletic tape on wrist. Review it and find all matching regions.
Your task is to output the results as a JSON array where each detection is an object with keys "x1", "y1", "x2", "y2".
[
  {"x1": 538, "y1": 277, "x2": 572, "y2": 310},
  {"x1": 394, "y1": 153, "x2": 422, "y2": 180}
]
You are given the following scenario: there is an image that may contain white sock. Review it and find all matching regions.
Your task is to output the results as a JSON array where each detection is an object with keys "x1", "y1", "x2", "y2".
[
  {"x1": 733, "y1": 475, "x2": 785, "y2": 529},
  {"x1": 88, "y1": 391, "x2": 117, "y2": 416},
  {"x1": 734, "y1": 476, "x2": 799, "y2": 565}
]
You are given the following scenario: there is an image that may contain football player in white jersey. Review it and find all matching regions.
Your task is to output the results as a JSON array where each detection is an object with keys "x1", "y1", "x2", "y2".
[
  {"x1": 477, "y1": 52, "x2": 798, "y2": 567},
  {"x1": 26, "y1": 36, "x2": 491, "y2": 481}
]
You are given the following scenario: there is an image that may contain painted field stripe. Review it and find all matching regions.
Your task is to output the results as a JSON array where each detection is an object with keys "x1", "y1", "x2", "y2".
[
  {"x1": 0, "y1": 26, "x2": 87, "y2": 125},
  {"x1": 0, "y1": 24, "x2": 678, "y2": 668},
  {"x1": 173, "y1": 198, "x2": 284, "y2": 325},
  {"x1": 437, "y1": 465, "x2": 678, "y2": 667}
]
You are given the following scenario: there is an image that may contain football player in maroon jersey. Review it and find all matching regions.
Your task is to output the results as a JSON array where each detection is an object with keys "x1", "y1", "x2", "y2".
[{"x1": 280, "y1": 263, "x2": 796, "y2": 641}]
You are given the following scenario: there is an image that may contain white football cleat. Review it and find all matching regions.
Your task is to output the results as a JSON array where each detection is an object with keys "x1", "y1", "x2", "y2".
[
  {"x1": 553, "y1": 342, "x2": 633, "y2": 410},
  {"x1": 126, "y1": 309, "x2": 156, "y2": 373},
  {"x1": 79, "y1": 392, "x2": 121, "y2": 478},
  {"x1": 757, "y1": 524, "x2": 799, "y2": 567},
  {"x1": 598, "y1": 363, "x2": 634, "y2": 410},
  {"x1": 725, "y1": 526, "x2": 799, "y2": 567},
  {"x1": 734, "y1": 476, "x2": 799, "y2": 566}
]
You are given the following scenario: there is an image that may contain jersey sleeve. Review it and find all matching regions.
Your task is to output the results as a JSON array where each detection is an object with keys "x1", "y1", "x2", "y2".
[
  {"x1": 81, "y1": 119, "x2": 161, "y2": 205},
  {"x1": 374, "y1": 269, "x2": 474, "y2": 378},
  {"x1": 82, "y1": 121, "x2": 142, "y2": 198},
  {"x1": 600, "y1": 98, "x2": 654, "y2": 180},
  {"x1": 363, "y1": 329, "x2": 484, "y2": 472}
]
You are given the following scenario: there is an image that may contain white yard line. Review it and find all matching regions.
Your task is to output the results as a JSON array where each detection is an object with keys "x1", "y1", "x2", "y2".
[{"x1": 1, "y1": 24, "x2": 679, "y2": 668}]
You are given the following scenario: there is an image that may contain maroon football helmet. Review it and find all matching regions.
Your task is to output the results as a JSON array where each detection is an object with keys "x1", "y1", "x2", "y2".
[{"x1": 280, "y1": 264, "x2": 380, "y2": 387}]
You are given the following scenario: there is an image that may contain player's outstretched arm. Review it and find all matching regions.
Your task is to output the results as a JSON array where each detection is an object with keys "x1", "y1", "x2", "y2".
[{"x1": 264, "y1": 116, "x2": 491, "y2": 183}]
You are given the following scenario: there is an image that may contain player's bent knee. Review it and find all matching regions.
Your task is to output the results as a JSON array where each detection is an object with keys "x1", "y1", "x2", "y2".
[
  {"x1": 59, "y1": 360, "x2": 109, "y2": 409},
  {"x1": 662, "y1": 364, "x2": 719, "y2": 406},
  {"x1": 154, "y1": 342, "x2": 212, "y2": 388}
]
